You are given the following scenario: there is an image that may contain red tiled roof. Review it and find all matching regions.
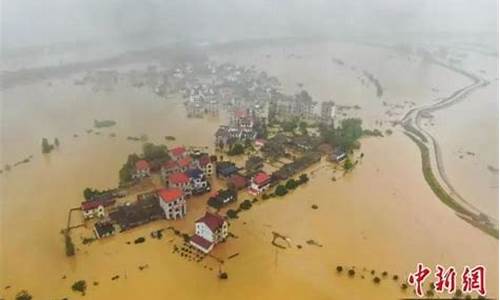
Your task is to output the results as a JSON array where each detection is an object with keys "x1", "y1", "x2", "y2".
[
  {"x1": 190, "y1": 234, "x2": 213, "y2": 251},
  {"x1": 168, "y1": 172, "x2": 190, "y2": 185},
  {"x1": 135, "y1": 160, "x2": 150, "y2": 171},
  {"x1": 81, "y1": 198, "x2": 115, "y2": 211},
  {"x1": 170, "y1": 146, "x2": 186, "y2": 157},
  {"x1": 178, "y1": 156, "x2": 192, "y2": 168},
  {"x1": 162, "y1": 160, "x2": 178, "y2": 170},
  {"x1": 198, "y1": 154, "x2": 210, "y2": 167},
  {"x1": 158, "y1": 188, "x2": 183, "y2": 203},
  {"x1": 196, "y1": 212, "x2": 225, "y2": 232},
  {"x1": 229, "y1": 174, "x2": 248, "y2": 189},
  {"x1": 253, "y1": 172, "x2": 270, "y2": 185},
  {"x1": 234, "y1": 109, "x2": 248, "y2": 118}
]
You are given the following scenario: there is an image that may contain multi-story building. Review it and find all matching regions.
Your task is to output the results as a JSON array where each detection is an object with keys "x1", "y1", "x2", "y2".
[
  {"x1": 190, "y1": 212, "x2": 228, "y2": 253},
  {"x1": 158, "y1": 188, "x2": 186, "y2": 220}
]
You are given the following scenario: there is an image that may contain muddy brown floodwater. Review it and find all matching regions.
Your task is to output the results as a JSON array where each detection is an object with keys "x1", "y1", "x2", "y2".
[{"x1": 0, "y1": 40, "x2": 498, "y2": 299}]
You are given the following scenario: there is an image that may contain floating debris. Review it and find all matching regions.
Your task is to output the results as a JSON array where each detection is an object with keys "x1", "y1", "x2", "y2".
[
  {"x1": 134, "y1": 237, "x2": 145, "y2": 244},
  {"x1": 305, "y1": 239, "x2": 322, "y2": 247},
  {"x1": 271, "y1": 232, "x2": 291, "y2": 249},
  {"x1": 227, "y1": 253, "x2": 239, "y2": 260}
]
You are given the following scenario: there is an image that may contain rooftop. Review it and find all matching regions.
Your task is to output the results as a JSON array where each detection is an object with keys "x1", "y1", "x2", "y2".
[
  {"x1": 135, "y1": 160, "x2": 150, "y2": 171},
  {"x1": 168, "y1": 172, "x2": 190, "y2": 185},
  {"x1": 158, "y1": 188, "x2": 183, "y2": 203},
  {"x1": 198, "y1": 154, "x2": 211, "y2": 167},
  {"x1": 81, "y1": 198, "x2": 115, "y2": 211},
  {"x1": 170, "y1": 146, "x2": 186, "y2": 157},
  {"x1": 196, "y1": 212, "x2": 225, "y2": 232},
  {"x1": 253, "y1": 172, "x2": 270, "y2": 185},
  {"x1": 229, "y1": 174, "x2": 248, "y2": 189},
  {"x1": 190, "y1": 234, "x2": 213, "y2": 252},
  {"x1": 162, "y1": 159, "x2": 178, "y2": 170},
  {"x1": 185, "y1": 168, "x2": 204, "y2": 179},
  {"x1": 178, "y1": 156, "x2": 192, "y2": 168}
]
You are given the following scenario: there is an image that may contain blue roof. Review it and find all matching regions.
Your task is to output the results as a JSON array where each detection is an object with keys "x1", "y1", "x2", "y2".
[
  {"x1": 219, "y1": 165, "x2": 239, "y2": 176},
  {"x1": 185, "y1": 168, "x2": 204, "y2": 178}
]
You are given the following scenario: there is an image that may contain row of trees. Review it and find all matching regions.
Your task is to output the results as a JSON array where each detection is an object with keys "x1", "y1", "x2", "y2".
[
  {"x1": 83, "y1": 188, "x2": 111, "y2": 201},
  {"x1": 272, "y1": 174, "x2": 309, "y2": 197},
  {"x1": 226, "y1": 199, "x2": 254, "y2": 219}
]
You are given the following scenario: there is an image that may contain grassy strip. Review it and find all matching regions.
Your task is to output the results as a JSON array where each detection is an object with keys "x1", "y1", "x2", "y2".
[
  {"x1": 405, "y1": 132, "x2": 498, "y2": 239},
  {"x1": 402, "y1": 123, "x2": 428, "y2": 143}
]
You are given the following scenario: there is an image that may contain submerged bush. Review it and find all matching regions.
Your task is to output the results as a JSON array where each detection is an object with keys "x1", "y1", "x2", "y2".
[
  {"x1": 72, "y1": 280, "x2": 87, "y2": 295},
  {"x1": 15, "y1": 290, "x2": 32, "y2": 300}
]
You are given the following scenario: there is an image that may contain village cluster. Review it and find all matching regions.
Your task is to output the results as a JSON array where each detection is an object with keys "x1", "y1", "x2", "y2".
[
  {"x1": 72, "y1": 58, "x2": 357, "y2": 258},
  {"x1": 77, "y1": 101, "x2": 349, "y2": 256}
]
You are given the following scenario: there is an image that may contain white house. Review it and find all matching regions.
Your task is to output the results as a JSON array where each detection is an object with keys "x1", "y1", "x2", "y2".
[
  {"x1": 190, "y1": 212, "x2": 228, "y2": 253},
  {"x1": 248, "y1": 171, "x2": 271, "y2": 195},
  {"x1": 81, "y1": 197, "x2": 115, "y2": 219},
  {"x1": 198, "y1": 154, "x2": 214, "y2": 177},
  {"x1": 167, "y1": 172, "x2": 192, "y2": 197},
  {"x1": 82, "y1": 204, "x2": 105, "y2": 219},
  {"x1": 158, "y1": 188, "x2": 186, "y2": 220}
]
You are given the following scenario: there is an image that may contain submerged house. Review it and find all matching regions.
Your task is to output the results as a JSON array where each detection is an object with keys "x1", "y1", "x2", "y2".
[
  {"x1": 216, "y1": 161, "x2": 240, "y2": 178},
  {"x1": 170, "y1": 146, "x2": 187, "y2": 161},
  {"x1": 133, "y1": 160, "x2": 151, "y2": 179},
  {"x1": 186, "y1": 168, "x2": 210, "y2": 194},
  {"x1": 197, "y1": 154, "x2": 214, "y2": 176},
  {"x1": 331, "y1": 147, "x2": 347, "y2": 162},
  {"x1": 207, "y1": 189, "x2": 237, "y2": 209},
  {"x1": 158, "y1": 188, "x2": 186, "y2": 220},
  {"x1": 215, "y1": 109, "x2": 258, "y2": 149},
  {"x1": 81, "y1": 197, "x2": 116, "y2": 219},
  {"x1": 190, "y1": 212, "x2": 229, "y2": 253},
  {"x1": 227, "y1": 173, "x2": 248, "y2": 190},
  {"x1": 109, "y1": 194, "x2": 164, "y2": 231},
  {"x1": 177, "y1": 156, "x2": 193, "y2": 172},
  {"x1": 161, "y1": 159, "x2": 180, "y2": 180},
  {"x1": 248, "y1": 171, "x2": 271, "y2": 195},
  {"x1": 167, "y1": 172, "x2": 192, "y2": 197},
  {"x1": 94, "y1": 221, "x2": 116, "y2": 239}
]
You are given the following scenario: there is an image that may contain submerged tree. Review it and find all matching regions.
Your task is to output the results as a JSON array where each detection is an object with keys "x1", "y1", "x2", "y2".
[
  {"x1": 228, "y1": 143, "x2": 244, "y2": 156},
  {"x1": 343, "y1": 158, "x2": 353, "y2": 171},
  {"x1": 119, "y1": 153, "x2": 140, "y2": 184},
  {"x1": 72, "y1": 280, "x2": 87, "y2": 295},
  {"x1": 142, "y1": 143, "x2": 169, "y2": 161},
  {"x1": 65, "y1": 232, "x2": 75, "y2": 257},
  {"x1": 285, "y1": 179, "x2": 298, "y2": 190},
  {"x1": 275, "y1": 184, "x2": 288, "y2": 196},
  {"x1": 15, "y1": 290, "x2": 32, "y2": 300},
  {"x1": 41, "y1": 138, "x2": 53, "y2": 153}
]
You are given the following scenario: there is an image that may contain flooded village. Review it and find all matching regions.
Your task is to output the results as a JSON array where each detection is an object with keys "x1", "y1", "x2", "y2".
[
  {"x1": 1, "y1": 1, "x2": 499, "y2": 294},
  {"x1": 2, "y1": 38, "x2": 498, "y2": 299},
  {"x1": 65, "y1": 59, "x2": 359, "y2": 270}
]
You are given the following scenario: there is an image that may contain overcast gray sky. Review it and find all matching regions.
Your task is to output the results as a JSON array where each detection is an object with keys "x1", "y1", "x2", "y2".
[{"x1": 2, "y1": 0, "x2": 498, "y2": 49}]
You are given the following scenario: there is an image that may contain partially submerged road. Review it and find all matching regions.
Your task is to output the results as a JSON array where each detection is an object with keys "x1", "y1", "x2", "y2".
[{"x1": 401, "y1": 57, "x2": 498, "y2": 238}]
